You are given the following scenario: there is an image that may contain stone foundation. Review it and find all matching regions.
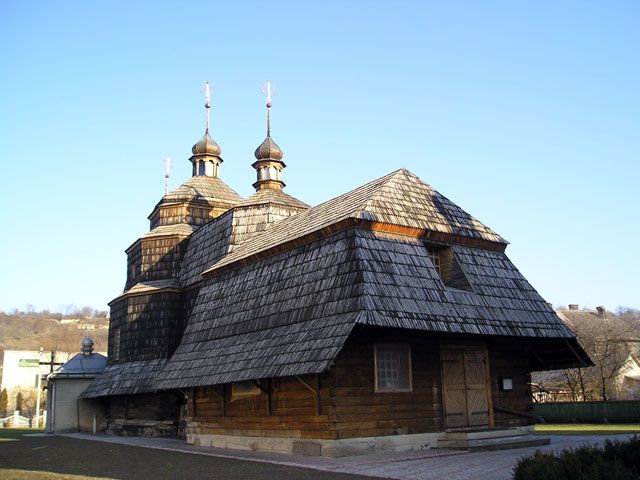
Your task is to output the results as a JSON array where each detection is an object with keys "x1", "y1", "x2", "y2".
[
  {"x1": 106, "y1": 419, "x2": 177, "y2": 437},
  {"x1": 187, "y1": 431, "x2": 444, "y2": 457}
]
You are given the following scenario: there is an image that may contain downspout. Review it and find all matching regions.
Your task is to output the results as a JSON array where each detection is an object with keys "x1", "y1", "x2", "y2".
[{"x1": 50, "y1": 383, "x2": 56, "y2": 433}]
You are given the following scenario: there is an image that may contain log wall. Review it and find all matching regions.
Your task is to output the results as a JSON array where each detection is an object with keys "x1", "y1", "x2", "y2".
[
  {"x1": 186, "y1": 329, "x2": 534, "y2": 439},
  {"x1": 488, "y1": 338, "x2": 534, "y2": 428}
]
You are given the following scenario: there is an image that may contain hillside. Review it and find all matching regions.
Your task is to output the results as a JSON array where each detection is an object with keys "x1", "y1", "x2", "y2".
[{"x1": 0, "y1": 311, "x2": 109, "y2": 357}]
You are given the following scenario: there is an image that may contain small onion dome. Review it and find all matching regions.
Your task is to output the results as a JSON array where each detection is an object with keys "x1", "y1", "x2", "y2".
[
  {"x1": 81, "y1": 336, "x2": 95, "y2": 355},
  {"x1": 192, "y1": 130, "x2": 221, "y2": 156},
  {"x1": 254, "y1": 136, "x2": 283, "y2": 161}
]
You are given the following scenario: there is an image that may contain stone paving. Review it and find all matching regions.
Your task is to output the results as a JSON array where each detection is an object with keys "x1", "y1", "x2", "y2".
[{"x1": 62, "y1": 432, "x2": 637, "y2": 480}]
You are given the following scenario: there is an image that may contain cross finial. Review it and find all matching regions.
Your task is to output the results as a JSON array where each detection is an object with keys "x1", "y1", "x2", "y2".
[
  {"x1": 262, "y1": 81, "x2": 274, "y2": 137},
  {"x1": 203, "y1": 81, "x2": 211, "y2": 132}
]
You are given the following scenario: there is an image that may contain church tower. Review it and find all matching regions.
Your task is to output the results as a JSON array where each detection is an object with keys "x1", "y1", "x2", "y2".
[
  {"x1": 108, "y1": 83, "x2": 244, "y2": 369},
  {"x1": 252, "y1": 81, "x2": 286, "y2": 191},
  {"x1": 189, "y1": 82, "x2": 223, "y2": 178}
]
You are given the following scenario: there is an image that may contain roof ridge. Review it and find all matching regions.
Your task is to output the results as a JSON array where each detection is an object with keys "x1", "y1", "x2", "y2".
[{"x1": 203, "y1": 171, "x2": 403, "y2": 275}]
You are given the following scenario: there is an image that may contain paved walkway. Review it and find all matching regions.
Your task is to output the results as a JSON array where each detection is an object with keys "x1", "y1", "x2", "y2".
[{"x1": 62, "y1": 432, "x2": 636, "y2": 480}]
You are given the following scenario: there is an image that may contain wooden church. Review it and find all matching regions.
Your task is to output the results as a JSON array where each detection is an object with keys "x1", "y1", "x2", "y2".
[{"x1": 82, "y1": 84, "x2": 590, "y2": 456}]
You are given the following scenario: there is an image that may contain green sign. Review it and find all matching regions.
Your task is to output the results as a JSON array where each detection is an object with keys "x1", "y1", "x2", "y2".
[{"x1": 18, "y1": 359, "x2": 39, "y2": 368}]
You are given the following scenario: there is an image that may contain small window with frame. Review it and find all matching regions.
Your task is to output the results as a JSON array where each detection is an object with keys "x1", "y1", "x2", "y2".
[
  {"x1": 375, "y1": 344, "x2": 412, "y2": 392},
  {"x1": 112, "y1": 328, "x2": 121, "y2": 361},
  {"x1": 425, "y1": 244, "x2": 473, "y2": 292}
]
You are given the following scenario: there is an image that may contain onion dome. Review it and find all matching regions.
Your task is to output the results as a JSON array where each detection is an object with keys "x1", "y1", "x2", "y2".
[
  {"x1": 192, "y1": 129, "x2": 221, "y2": 156},
  {"x1": 255, "y1": 136, "x2": 283, "y2": 161},
  {"x1": 252, "y1": 81, "x2": 286, "y2": 191}
]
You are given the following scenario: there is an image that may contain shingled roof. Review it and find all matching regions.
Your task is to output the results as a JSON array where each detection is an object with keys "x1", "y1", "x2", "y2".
[
  {"x1": 159, "y1": 175, "x2": 242, "y2": 205},
  {"x1": 179, "y1": 190, "x2": 308, "y2": 288},
  {"x1": 81, "y1": 359, "x2": 166, "y2": 398},
  {"x1": 204, "y1": 169, "x2": 506, "y2": 277},
  {"x1": 155, "y1": 166, "x2": 583, "y2": 390}
]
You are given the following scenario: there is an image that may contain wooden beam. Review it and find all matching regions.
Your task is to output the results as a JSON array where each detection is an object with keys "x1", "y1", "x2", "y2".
[
  {"x1": 295, "y1": 375, "x2": 321, "y2": 416},
  {"x1": 564, "y1": 339, "x2": 589, "y2": 366},
  {"x1": 266, "y1": 379, "x2": 272, "y2": 417},
  {"x1": 314, "y1": 374, "x2": 321, "y2": 416},
  {"x1": 209, "y1": 385, "x2": 224, "y2": 400},
  {"x1": 221, "y1": 384, "x2": 226, "y2": 417},
  {"x1": 192, "y1": 387, "x2": 197, "y2": 419},
  {"x1": 493, "y1": 405, "x2": 540, "y2": 421},
  {"x1": 295, "y1": 375, "x2": 316, "y2": 394},
  {"x1": 527, "y1": 343, "x2": 548, "y2": 369}
]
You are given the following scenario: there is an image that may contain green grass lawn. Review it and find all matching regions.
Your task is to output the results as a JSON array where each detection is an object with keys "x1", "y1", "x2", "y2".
[
  {"x1": 0, "y1": 428, "x2": 42, "y2": 442},
  {"x1": 535, "y1": 424, "x2": 640, "y2": 435}
]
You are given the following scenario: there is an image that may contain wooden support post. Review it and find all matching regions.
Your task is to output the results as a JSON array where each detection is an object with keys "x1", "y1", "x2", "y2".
[
  {"x1": 266, "y1": 379, "x2": 272, "y2": 417},
  {"x1": 314, "y1": 374, "x2": 321, "y2": 416},
  {"x1": 192, "y1": 387, "x2": 197, "y2": 419},
  {"x1": 564, "y1": 339, "x2": 588, "y2": 366},
  {"x1": 295, "y1": 375, "x2": 321, "y2": 416},
  {"x1": 221, "y1": 384, "x2": 226, "y2": 417}
]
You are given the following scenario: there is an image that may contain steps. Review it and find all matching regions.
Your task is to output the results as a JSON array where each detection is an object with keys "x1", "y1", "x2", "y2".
[{"x1": 437, "y1": 427, "x2": 550, "y2": 452}]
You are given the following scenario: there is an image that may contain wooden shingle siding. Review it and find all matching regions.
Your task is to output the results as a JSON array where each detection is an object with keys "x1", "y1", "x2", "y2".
[
  {"x1": 81, "y1": 359, "x2": 167, "y2": 398},
  {"x1": 179, "y1": 198, "x2": 307, "y2": 288},
  {"x1": 84, "y1": 167, "x2": 589, "y2": 439},
  {"x1": 208, "y1": 169, "x2": 507, "y2": 275},
  {"x1": 157, "y1": 225, "x2": 579, "y2": 390},
  {"x1": 158, "y1": 228, "x2": 363, "y2": 389}
]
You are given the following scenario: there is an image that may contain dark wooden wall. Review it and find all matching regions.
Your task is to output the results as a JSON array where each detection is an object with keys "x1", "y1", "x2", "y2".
[
  {"x1": 105, "y1": 392, "x2": 183, "y2": 437},
  {"x1": 488, "y1": 338, "x2": 534, "y2": 428},
  {"x1": 107, "y1": 291, "x2": 183, "y2": 364},
  {"x1": 125, "y1": 236, "x2": 189, "y2": 290},
  {"x1": 327, "y1": 330, "x2": 443, "y2": 439},
  {"x1": 185, "y1": 329, "x2": 534, "y2": 440},
  {"x1": 186, "y1": 375, "x2": 334, "y2": 439}
]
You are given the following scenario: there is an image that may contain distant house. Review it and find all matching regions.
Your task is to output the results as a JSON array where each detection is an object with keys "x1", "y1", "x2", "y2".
[
  {"x1": 1, "y1": 350, "x2": 70, "y2": 391},
  {"x1": 81, "y1": 92, "x2": 590, "y2": 456},
  {"x1": 615, "y1": 352, "x2": 640, "y2": 399},
  {"x1": 534, "y1": 305, "x2": 640, "y2": 401}
]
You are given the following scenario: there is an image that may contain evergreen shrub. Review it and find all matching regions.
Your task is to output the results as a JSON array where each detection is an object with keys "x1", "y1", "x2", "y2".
[{"x1": 513, "y1": 436, "x2": 640, "y2": 480}]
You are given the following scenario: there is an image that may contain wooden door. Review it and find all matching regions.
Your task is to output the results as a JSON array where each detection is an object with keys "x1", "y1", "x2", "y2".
[{"x1": 441, "y1": 348, "x2": 490, "y2": 429}]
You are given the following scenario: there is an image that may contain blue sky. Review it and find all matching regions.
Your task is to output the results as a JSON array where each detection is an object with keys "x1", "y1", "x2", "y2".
[{"x1": 1, "y1": 0, "x2": 638, "y2": 312}]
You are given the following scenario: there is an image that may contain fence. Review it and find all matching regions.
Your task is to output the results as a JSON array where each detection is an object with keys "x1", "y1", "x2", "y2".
[{"x1": 534, "y1": 401, "x2": 640, "y2": 424}]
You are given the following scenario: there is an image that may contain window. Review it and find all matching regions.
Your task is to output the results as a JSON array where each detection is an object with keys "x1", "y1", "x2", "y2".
[
  {"x1": 426, "y1": 248, "x2": 441, "y2": 277},
  {"x1": 425, "y1": 244, "x2": 473, "y2": 291},
  {"x1": 375, "y1": 345, "x2": 412, "y2": 392},
  {"x1": 112, "y1": 328, "x2": 121, "y2": 361}
]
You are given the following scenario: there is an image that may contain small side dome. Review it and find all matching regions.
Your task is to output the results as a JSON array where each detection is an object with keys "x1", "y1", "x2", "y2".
[
  {"x1": 254, "y1": 136, "x2": 283, "y2": 161},
  {"x1": 192, "y1": 130, "x2": 221, "y2": 156},
  {"x1": 81, "y1": 336, "x2": 95, "y2": 355}
]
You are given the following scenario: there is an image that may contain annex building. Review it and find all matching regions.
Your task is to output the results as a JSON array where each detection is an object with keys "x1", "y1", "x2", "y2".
[{"x1": 82, "y1": 88, "x2": 590, "y2": 456}]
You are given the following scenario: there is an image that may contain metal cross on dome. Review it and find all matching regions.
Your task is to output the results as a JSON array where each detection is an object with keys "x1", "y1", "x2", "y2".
[
  {"x1": 202, "y1": 81, "x2": 212, "y2": 131},
  {"x1": 262, "y1": 81, "x2": 276, "y2": 106},
  {"x1": 261, "y1": 81, "x2": 277, "y2": 136}
]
